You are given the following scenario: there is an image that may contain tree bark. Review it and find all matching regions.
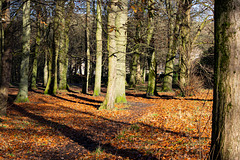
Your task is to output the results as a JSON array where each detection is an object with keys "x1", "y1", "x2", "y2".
[
  {"x1": 15, "y1": 0, "x2": 31, "y2": 103},
  {"x1": 58, "y1": 9, "x2": 67, "y2": 90},
  {"x1": 179, "y1": 0, "x2": 192, "y2": 96},
  {"x1": 43, "y1": 48, "x2": 48, "y2": 87},
  {"x1": 162, "y1": 0, "x2": 177, "y2": 92},
  {"x1": 115, "y1": 0, "x2": 128, "y2": 103},
  {"x1": 146, "y1": 0, "x2": 156, "y2": 97},
  {"x1": 210, "y1": 0, "x2": 240, "y2": 159},
  {"x1": 93, "y1": 0, "x2": 103, "y2": 96},
  {"x1": 129, "y1": 52, "x2": 139, "y2": 88},
  {"x1": 82, "y1": 0, "x2": 91, "y2": 94},
  {"x1": 31, "y1": 10, "x2": 41, "y2": 89},
  {"x1": 44, "y1": 48, "x2": 52, "y2": 94},
  {"x1": 129, "y1": 1, "x2": 144, "y2": 88},
  {"x1": 100, "y1": 0, "x2": 118, "y2": 109},
  {"x1": 0, "y1": 0, "x2": 11, "y2": 115},
  {"x1": 44, "y1": 0, "x2": 64, "y2": 95}
]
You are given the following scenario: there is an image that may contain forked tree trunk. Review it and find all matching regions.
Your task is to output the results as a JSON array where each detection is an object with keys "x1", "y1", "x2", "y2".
[
  {"x1": 15, "y1": 0, "x2": 31, "y2": 103},
  {"x1": 44, "y1": 1, "x2": 64, "y2": 95},
  {"x1": 210, "y1": 0, "x2": 240, "y2": 159}
]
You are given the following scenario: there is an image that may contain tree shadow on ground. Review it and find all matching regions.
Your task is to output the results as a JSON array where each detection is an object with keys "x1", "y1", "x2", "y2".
[
  {"x1": 184, "y1": 98, "x2": 213, "y2": 102},
  {"x1": 7, "y1": 90, "x2": 208, "y2": 159},
  {"x1": 125, "y1": 92, "x2": 180, "y2": 100},
  {"x1": 125, "y1": 93, "x2": 153, "y2": 99},
  {"x1": 10, "y1": 104, "x2": 158, "y2": 160},
  {"x1": 67, "y1": 93, "x2": 103, "y2": 104},
  {"x1": 53, "y1": 94, "x2": 101, "y2": 109}
]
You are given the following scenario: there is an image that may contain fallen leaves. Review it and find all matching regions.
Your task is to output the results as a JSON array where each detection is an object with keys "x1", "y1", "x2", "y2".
[{"x1": 0, "y1": 86, "x2": 213, "y2": 159}]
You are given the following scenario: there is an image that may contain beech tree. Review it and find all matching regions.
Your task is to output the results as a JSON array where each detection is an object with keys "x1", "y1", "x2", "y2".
[
  {"x1": 15, "y1": 0, "x2": 31, "y2": 102},
  {"x1": 178, "y1": 0, "x2": 192, "y2": 93},
  {"x1": 58, "y1": 2, "x2": 67, "y2": 91},
  {"x1": 162, "y1": 0, "x2": 179, "y2": 92},
  {"x1": 0, "y1": 0, "x2": 11, "y2": 115},
  {"x1": 44, "y1": 0, "x2": 64, "y2": 95},
  {"x1": 210, "y1": 0, "x2": 240, "y2": 159},
  {"x1": 82, "y1": 0, "x2": 91, "y2": 94},
  {"x1": 128, "y1": 0, "x2": 144, "y2": 88},
  {"x1": 115, "y1": 0, "x2": 128, "y2": 103},
  {"x1": 93, "y1": 0, "x2": 102, "y2": 96},
  {"x1": 31, "y1": 6, "x2": 41, "y2": 89},
  {"x1": 146, "y1": 0, "x2": 156, "y2": 97},
  {"x1": 100, "y1": 0, "x2": 118, "y2": 109}
]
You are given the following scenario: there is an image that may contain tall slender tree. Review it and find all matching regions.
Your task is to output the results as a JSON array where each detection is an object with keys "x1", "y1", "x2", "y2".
[
  {"x1": 58, "y1": 6, "x2": 67, "y2": 90},
  {"x1": 44, "y1": 0, "x2": 64, "y2": 95},
  {"x1": 100, "y1": 0, "x2": 118, "y2": 109},
  {"x1": 15, "y1": 0, "x2": 31, "y2": 103},
  {"x1": 93, "y1": 0, "x2": 103, "y2": 96},
  {"x1": 129, "y1": 0, "x2": 144, "y2": 88},
  {"x1": 58, "y1": 0, "x2": 74, "y2": 91},
  {"x1": 115, "y1": 0, "x2": 128, "y2": 103},
  {"x1": 31, "y1": 7, "x2": 41, "y2": 89},
  {"x1": 178, "y1": 0, "x2": 192, "y2": 96},
  {"x1": 162, "y1": 0, "x2": 179, "y2": 92},
  {"x1": 210, "y1": 0, "x2": 240, "y2": 159},
  {"x1": 146, "y1": 0, "x2": 157, "y2": 97},
  {"x1": 82, "y1": 0, "x2": 91, "y2": 94}
]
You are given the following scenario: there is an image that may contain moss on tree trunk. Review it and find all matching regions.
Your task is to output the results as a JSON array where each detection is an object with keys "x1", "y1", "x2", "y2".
[
  {"x1": 15, "y1": 0, "x2": 31, "y2": 103},
  {"x1": 115, "y1": 0, "x2": 128, "y2": 103},
  {"x1": 100, "y1": 0, "x2": 118, "y2": 109},
  {"x1": 211, "y1": 0, "x2": 240, "y2": 159}
]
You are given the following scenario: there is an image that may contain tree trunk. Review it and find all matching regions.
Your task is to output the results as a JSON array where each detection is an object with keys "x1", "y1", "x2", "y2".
[
  {"x1": 0, "y1": 0, "x2": 2, "y2": 77},
  {"x1": 162, "y1": 0, "x2": 180, "y2": 92},
  {"x1": 129, "y1": 2, "x2": 143, "y2": 88},
  {"x1": 44, "y1": 48, "x2": 52, "y2": 94},
  {"x1": 115, "y1": 0, "x2": 128, "y2": 103},
  {"x1": 162, "y1": 0, "x2": 175, "y2": 92},
  {"x1": 15, "y1": 0, "x2": 31, "y2": 103},
  {"x1": 210, "y1": 0, "x2": 240, "y2": 159},
  {"x1": 44, "y1": 1, "x2": 64, "y2": 95},
  {"x1": 129, "y1": 52, "x2": 139, "y2": 88},
  {"x1": 43, "y1": 48, "x2": 48, "y2": 87},
  {"x1": 146, "y1": 0, "x2": 156, "y2": 97},
  {"x1": 93, "y1": 0, "x2": 103, "y2": 96},
  {"x1": 0, "y1": 0, "x2": 11, "y2": 115},
  {"x1": 179, "y1": 0, "x2": 192, "y2": 96},
  {"x1": 100, "y1": 0, "x2": 118, "y2": 109},
  {"x1": 82, "y1": 0, "x2": 91, "y2": 94},
  {"x1": 58, "y1": 9, "x2": 67, "y2": 90},
  {"x1": 31, "y1": 10, "x2": 41, "y2": 89}
]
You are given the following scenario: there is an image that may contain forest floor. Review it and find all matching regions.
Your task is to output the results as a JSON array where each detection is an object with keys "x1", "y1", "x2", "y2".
[{"x1": 0, "y1": 84, "x2": 212, "y2": 159}]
